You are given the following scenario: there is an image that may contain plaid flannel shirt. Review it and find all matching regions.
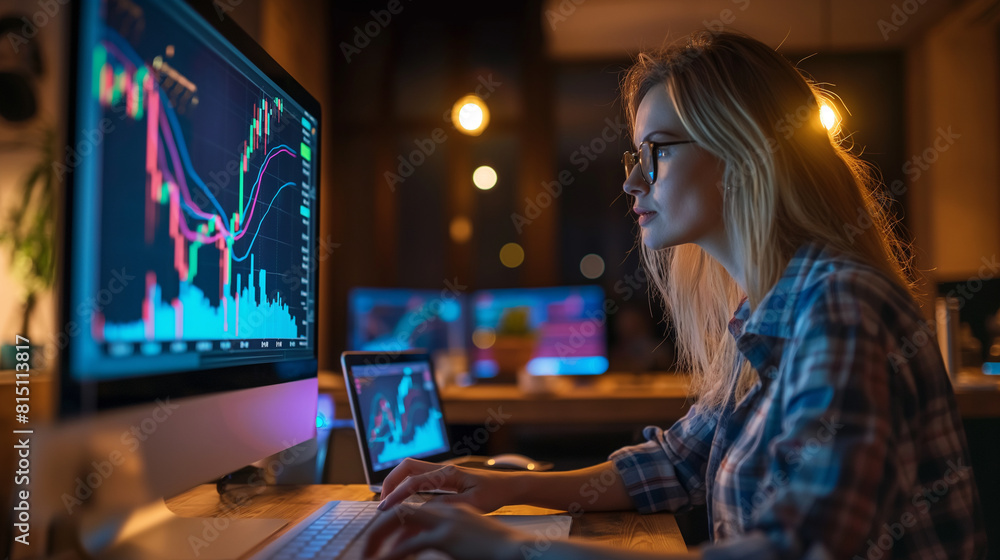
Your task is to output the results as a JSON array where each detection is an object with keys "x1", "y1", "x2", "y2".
[{"x1": 610, "y1": 243, "x2": 987, "y2": 559}]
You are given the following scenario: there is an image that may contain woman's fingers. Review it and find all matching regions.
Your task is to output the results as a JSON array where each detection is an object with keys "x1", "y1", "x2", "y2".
[
  {"x1": 371, "y1": 525, "x2": 449, "y2": 560},
  {"x1": 378, "y1": 465, "x2": 464, "y2": 510},
  {"x1": 364, "y1": 503, "x2": 514, "y2": 560},
  {"x1": 363, "y1": 502, "x2": 440, "y2": 558},
  {"x1": 379, "y1": 458, "x2": 444, "y2": 498}
]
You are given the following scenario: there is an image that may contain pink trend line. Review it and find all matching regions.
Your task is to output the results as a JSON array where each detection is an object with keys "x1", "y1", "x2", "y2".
[
  {"x1": 165, "y1": 146, "x2": 294, "y2": 246},
  {"x1": 233, "y1": 147, "x2": 294, "y2": 238},
  {"x1": 158, "y1": 109, "x2": 216, "y2": 222},
  {"x1": 156, "y1": 106, "x2": 294, "y2": 245}
]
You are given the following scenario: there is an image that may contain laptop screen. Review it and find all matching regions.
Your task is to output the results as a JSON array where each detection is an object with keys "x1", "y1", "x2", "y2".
[{"x1": 349, "y1": 359, "x2": 451, "y2": 472}]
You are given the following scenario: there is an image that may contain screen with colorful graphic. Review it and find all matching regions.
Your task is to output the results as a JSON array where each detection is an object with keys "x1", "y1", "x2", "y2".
[
  {"x1": 471, "y1": 286, "x2": 609, "y2": 378},
  {"x1": 351, "y1": 360, "x2": 450, "y2": 472},
  {"x1": 348, "y1": 288, "x2": 465, "y2": 357},
  {"x1": 68, "y1": 0, "x2": 318, "y2": 379}
]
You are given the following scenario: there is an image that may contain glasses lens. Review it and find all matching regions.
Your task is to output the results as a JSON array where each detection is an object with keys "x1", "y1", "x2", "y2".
[
  {"x1": 639, "y1": 143, "x2": 654, "y2": 184},
  {"x1": 622, "y1": 152, "x2": 636, "y2": 179}
]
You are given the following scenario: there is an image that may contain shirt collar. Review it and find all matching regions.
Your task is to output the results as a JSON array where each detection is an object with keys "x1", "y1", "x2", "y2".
[
  {"x1": 727, "y1": 242, "x2": 835, "y2": 376},
  {"x1": 740, "y1": 242, "x2": 833, "y2": 339}
]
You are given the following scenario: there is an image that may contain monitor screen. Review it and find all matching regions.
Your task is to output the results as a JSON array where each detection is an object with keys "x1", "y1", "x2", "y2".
[
  {"x1": 349, "y1": 359, "x2": 450, "y2": 472},
  {"x1": 347, "y1": 288, "x2": 465, "y2": 356},
  {"x1": 38, "y1": 1, "x2": 322, "y2": 555},
  {"x1": 470, "y1": 286, "x2": 609, "y2": 377},
  {"x1": 63, "y1": 0, "x2": 319, "y2": 411}
]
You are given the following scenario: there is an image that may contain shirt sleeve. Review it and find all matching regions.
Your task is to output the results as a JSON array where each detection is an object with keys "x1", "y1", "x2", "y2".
[
  {"x1": 701, "y1": 282, "x2": 894, "y2": 560},
  {"x1": 608, "y1": 403, "x2": 719, "y2": 513}
]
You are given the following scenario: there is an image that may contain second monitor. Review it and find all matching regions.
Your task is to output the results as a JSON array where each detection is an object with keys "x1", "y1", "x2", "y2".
[
  {"x1": 471, "y1": 285, "x2": 609, "y2": 379},
  {"x1": 347, "y1": 286, "x2": 610, "y2": 381}
]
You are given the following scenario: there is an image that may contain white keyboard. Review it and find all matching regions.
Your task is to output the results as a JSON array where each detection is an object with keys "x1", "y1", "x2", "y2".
[{"x1": 252, "y1": 501, "x2": 381, "y2": 560}]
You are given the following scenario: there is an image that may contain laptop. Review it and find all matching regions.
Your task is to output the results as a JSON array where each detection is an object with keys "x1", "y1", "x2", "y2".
[{"x1": 341, "y1": 351, "x2": 468, "y2": 492}]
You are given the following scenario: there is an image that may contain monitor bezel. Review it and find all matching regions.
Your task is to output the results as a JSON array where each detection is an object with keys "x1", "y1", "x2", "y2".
[
  {"x1": 340, "y1": 351, "x2": 454, "y2": 488},
  {"x1": 58, "y1": 0, "x2": 322, "y2": 417}
]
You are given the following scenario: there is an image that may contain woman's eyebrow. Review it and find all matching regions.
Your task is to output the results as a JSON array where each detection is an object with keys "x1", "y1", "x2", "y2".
[
  {"x1": 635, "y1": 129, "x2": 682, "y2": 148},
  {"x1": 642, "y1": 129, "x2": 681, "y2": 142}
]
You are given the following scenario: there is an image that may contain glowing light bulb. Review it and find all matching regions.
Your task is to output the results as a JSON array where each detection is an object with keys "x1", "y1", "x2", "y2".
[
  {"x1": 579, "y1": 254, "x2": 605, "y2": 279},
  {"x1": 820, "y1": 104, "x2": 836, "y2": 131},
  {"x1": 459, "y1": 104, "x2": 483, "y2": 130},
  {"x1": 450, "y1": 216, "x2": 472, "y2": 243},
  {"x1": 451, "y1": 95, "x2": 490, "y2": 136},
  {"x1": 499, "y1": 243, "x2": 524, "y2": 268},
  {"x1": 473, "y1": 166, "x2": 498, "y2": 190}
]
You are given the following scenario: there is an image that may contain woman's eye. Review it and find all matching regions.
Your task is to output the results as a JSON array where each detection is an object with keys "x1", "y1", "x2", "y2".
[{"x1": 656, "y1": 147, "x2": 672, "y2": 158}]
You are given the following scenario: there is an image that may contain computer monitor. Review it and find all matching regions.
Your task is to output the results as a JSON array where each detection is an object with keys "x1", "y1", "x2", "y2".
[
  {"x1": 34, "y1": 0, "x2": 321, "y2": 557},
  {"x1": 347, "y1": 287, "x2": 466, "y2": 356},
  {"x1": 470, "y1": 286, "x2": 609, "y2": 379}
]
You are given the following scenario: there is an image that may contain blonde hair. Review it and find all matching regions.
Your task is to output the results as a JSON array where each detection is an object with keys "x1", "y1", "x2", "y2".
[{"x1": 622, "y1": 31, "x2": 913, "y2": 410}]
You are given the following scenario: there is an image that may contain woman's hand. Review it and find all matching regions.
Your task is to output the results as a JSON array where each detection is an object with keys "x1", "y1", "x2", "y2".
[
  {"x1": 364, "y1": 502, "x2": 522, "y2": 560},
  {"x1": 377, "y1": 458, "x2": 524, "y2": 513}
]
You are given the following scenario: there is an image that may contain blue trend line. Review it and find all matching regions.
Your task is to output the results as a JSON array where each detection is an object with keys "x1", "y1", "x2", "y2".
[
  {"x1": 238, "y1": 145, "x2": 295, "y2": 226},
  {"x1": 103, "y1": 29, "x2": 298, "y2": 238},
  {"x1": 175, "y1": 144, "x2": 293, "y2": 223},
  {"x1": 232, "y1": 181, "x2": 296, "y2": 262}
]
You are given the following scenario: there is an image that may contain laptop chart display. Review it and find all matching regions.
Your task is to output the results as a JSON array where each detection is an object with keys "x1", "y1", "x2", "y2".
[{"x1": 350, "y1": 360, "x2": 450, "y2": 472}]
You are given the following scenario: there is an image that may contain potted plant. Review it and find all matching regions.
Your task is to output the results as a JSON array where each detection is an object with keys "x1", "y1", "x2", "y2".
[{"x1": 0, "y1": 125, "x2": 56, "y2": 369}]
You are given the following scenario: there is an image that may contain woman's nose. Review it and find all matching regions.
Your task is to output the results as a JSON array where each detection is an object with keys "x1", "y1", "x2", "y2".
[{"x1": 623, "y1": 165, "x2": 648, "y2": 196}]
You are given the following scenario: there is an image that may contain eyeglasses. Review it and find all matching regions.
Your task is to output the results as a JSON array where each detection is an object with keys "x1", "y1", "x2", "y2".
[{"x1": 622, "y1": 140, "x2": 697, "y2": 185}]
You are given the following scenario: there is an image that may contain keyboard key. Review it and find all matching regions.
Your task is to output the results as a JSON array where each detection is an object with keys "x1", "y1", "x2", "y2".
[{"x1": 251, "y1": 501, "x2": 382, "y2": 559}]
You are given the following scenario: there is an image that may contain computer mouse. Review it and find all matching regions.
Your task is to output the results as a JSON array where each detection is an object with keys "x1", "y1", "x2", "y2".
[{"x1": 485, "y1": 453, "x2": 543, "y2": 471}]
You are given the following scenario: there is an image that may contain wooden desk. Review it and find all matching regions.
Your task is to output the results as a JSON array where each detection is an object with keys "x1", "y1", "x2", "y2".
[{"x1": 166, "y1": 484, "x2": 687, "y2": 557}]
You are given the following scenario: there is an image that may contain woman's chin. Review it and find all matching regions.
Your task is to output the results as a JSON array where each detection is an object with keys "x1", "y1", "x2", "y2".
[{"x1": 640, "y1": 230, "x2": 676, "y2": 251}]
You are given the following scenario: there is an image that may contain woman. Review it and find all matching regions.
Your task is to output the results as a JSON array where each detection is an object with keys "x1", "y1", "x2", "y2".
[{"x1": 364, "y1": 31, "x2": 987, "y2": 560}]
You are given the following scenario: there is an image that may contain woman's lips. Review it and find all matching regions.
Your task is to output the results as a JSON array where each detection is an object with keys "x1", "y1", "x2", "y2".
[{"x1": 636, "y1": 211, "x2": 657, "y2": 226}]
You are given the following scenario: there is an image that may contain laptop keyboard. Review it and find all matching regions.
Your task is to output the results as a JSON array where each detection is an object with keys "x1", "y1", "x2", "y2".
[{"x1": 253, "y1": 501, "x2": 380, "y2": 559}]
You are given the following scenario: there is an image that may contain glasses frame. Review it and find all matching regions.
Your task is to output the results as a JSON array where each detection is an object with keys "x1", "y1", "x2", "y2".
[{"x1": 622, "y1": 140, "x2": 697, "y2": 186}]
